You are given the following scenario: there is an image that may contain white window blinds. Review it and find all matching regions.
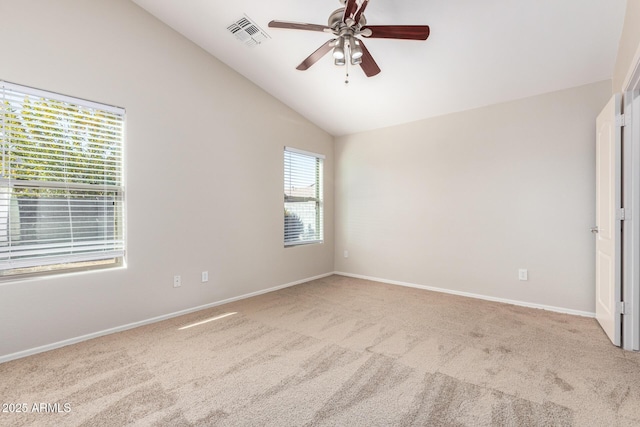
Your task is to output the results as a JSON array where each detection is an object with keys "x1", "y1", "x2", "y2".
[
  {"x1": 284, "y1": 147, "x2": 324, "y2": 246},
  {"x1": 0, "y1": 81, "x2": 125, "y2": 273}
]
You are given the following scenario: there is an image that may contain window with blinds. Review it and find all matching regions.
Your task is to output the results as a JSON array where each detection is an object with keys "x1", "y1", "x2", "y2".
[
  {"x1": 0, "y1": 81, "x2": 125, "y2": 276},
  {"x1": 284, "y1": 147, "x2": 324, "y2": 246}
]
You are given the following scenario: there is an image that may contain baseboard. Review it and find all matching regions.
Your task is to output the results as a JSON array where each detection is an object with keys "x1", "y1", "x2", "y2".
[
  {"x1": 334, "y1": 271, "x2": 596, "y2": 318},
  {"x1": 1, "y1": 271, "x2": 594, "y2": 363},
  {"x1": 0, "y1": 272, "x2": 333, "y2": 364}
]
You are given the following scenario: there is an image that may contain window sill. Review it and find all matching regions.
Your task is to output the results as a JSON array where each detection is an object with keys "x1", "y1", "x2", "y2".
[
  {"x1": 284, "y1": 240, "x2": 324, "y2": 248},
  {"x1": 0, "y1": 259, "x2": 124, "y2": 283}
]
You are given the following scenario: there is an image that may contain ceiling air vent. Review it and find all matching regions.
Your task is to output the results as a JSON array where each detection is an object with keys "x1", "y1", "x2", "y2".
[{"x1": 227, "y1": 15, "x2": 271, "y2": 48}]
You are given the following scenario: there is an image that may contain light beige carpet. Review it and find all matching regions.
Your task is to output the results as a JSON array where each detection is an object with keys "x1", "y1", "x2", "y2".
[{"x1": 1, "y1": 275, "x2": 640, "y2": 426}]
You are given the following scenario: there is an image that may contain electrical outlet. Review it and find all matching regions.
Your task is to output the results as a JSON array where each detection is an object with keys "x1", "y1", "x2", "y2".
[
  {"x1": 344, "y1": 250, "x2": 349, "y2": 258},
  {"x1": 202, "y1": 271, "x2": 209, "y2": 283},
  {"x1": 174, "y1": 275, "x2": 181, "y2": 288},
  {"x1": 518, "y1": 269, "x2": 528, "y2": 281}
]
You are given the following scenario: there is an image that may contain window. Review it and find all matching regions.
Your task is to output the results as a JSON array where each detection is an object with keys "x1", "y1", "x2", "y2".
[
  {"x1": 0, "y1": 81, "x2": 125, "y2": 276},
  {"x1": 284, "y1": 147, "x2": 324, "y2": 246}
]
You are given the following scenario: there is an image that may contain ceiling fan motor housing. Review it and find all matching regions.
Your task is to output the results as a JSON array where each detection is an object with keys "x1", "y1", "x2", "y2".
[{"x1": 328, "y1": 8, "x2": 366, "y2": 30}]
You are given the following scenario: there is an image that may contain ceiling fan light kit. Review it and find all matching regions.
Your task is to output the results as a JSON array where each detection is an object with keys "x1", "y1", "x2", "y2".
[
  {"x1": 268, "y1": 0, "x2": 430, "y2": 80},
  {"x1": 351, "y1": 39, "x2": 363, "y2": 60},
  {"x1": 333, "y1": 36, "x2": 346, "y2": 60}
]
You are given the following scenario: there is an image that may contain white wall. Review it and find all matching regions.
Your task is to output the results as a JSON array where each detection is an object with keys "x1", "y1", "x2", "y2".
[
  {"x1": 335, "y1": 81, "x2": 612, "y2": 313},
  {"x1": 0, "y1": 0, "x2": 334, "y2": 358},
  {"x1": 614, "y1": 0, "x2": 640, "y2": 92}
]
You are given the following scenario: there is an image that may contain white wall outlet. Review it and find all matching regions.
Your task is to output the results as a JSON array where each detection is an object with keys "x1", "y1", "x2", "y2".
[
  {"x1": 173, "y1": 275, "x2": 181, "y2": 288},
  {"x1": 201, "y1": 271, "x2": 209, "y2": 283},
  {"x1": 518, "y1": 269, "x2": 528, "y2": 281},
  {"x1": 344, "y1": 250, "x2": 349, "y2": 258}
]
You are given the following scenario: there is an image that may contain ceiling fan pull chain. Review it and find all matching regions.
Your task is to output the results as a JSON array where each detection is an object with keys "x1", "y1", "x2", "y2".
[{"x1": 345, "y1": 59, "x2": 350, "y2": 85}]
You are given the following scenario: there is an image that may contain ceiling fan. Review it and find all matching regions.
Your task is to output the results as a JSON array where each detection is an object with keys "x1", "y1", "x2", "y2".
[{"x1": 268, "y1": 0, "x2": 430, "y2": 78}]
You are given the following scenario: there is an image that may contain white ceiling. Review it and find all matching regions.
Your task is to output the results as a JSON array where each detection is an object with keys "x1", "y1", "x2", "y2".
[{"x1": 131, "y1": 0, "x2": 627, "y2": 136}]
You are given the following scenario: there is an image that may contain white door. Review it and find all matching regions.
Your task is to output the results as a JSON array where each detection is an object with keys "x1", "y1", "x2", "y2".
[{"x1": 595, "y1": 94, "x2": 622, "y2": 346}]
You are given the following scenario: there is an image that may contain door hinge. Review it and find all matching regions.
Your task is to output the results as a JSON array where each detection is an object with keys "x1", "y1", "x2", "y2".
[
  {"x1": 617, "y1": 301, "x2": 626, "y2": 315},
  {"x1": 617, "y1": 208, "x2": 627, "y2": 221},
  {"x1": 616, "y1": 113, "x2": 627, "y2": 127}
]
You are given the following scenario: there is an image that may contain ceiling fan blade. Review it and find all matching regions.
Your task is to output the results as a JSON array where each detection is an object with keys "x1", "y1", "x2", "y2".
[
  {"x1": 268, "y1": 20, "x2": 331, "y2": 33},
  {"x1": 358, "y1": 40, "x2": 380, "y2": 77},
  {"x1": 296, "y1": 39, "x2": 336, "y2": 71},
  {"x1": 343, "y1": 0, "x2": 369, "y2": 26},
  {"x1": 361, "y1": 25, "x2": 430, "y2": 40}
]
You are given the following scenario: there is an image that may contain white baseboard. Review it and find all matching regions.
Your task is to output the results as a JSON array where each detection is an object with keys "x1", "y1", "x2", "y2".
[
  {"x1": 1, "y1": 271, "x2": 595, "y2": 364},
  {"x1": 334, "y1": 271, "x2": 596, "y2": 318},
  {"x1": 0, "y1": 272, "x2": 333, "y2": 364}
]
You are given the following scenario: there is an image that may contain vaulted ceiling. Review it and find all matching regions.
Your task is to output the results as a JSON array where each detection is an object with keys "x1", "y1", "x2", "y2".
[{"x1": 131, "y1": 0, "x2": 627, "y2": 136}]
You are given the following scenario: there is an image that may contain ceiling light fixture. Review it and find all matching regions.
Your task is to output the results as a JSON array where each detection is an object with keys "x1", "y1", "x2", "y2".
[
  {"x1": 333, "y1": 33, "x2": 364, "y2": 70},
  {"x1": 269, "y1": 0, "x2": 431, "y2": 80},
  {"x1": 333, "y1": 36, "x2": 345, "y2": 60},
  {"x1": 350, "y1": 38, "x2": 363, "y2": 60},
  {"x1": 349, "y1": 37, "x2": 363, "y2": 66}
]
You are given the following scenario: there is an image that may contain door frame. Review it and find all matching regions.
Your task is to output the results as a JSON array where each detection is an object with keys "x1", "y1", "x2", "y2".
[{"x1": 622, "y1": 46, "x2": 640, "y2": 351}]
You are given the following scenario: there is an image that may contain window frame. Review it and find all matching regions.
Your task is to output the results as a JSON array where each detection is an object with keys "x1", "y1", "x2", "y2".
[
  {"x1": 0, "y1": 81, "x2": 125, "y2": 279},
  {"x1": 284, "y1": 146, "x2": 324, "y2": 247}
]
